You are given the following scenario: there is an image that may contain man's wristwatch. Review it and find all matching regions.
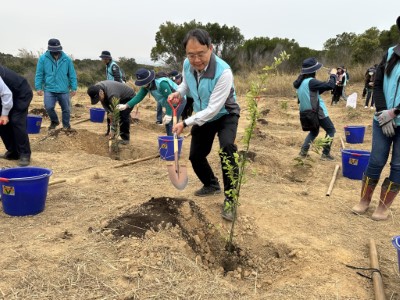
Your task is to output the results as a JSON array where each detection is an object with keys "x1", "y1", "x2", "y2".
[
  {"x1": 183, "y1": 120, "x2": 188, "y2": 128},
  {"x1": 394, "y1": 107, "x2": 400, "y2": 116}
]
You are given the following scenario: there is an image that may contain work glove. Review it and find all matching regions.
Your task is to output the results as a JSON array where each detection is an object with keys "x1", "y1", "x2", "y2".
[
  {"x1": 381, "y1": 119, "x2": 397, "y2": 137},
  {"x1": 329, "y1": 68, "x2": 337, "y2": 75},
  {"x1": 162, "y1": 115, "x2": 172, "y2": 125},
  {"x1": 375, "y1": 109, "x2": 396, "y2": 126},
  {"x1": 116, "y1": 104, "x2": 128, "y2": 111}
]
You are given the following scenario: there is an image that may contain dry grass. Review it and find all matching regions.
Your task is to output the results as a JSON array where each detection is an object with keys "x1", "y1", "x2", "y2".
[{"x1": 234, "y1": 62, "x2": 374, "y2": 98}]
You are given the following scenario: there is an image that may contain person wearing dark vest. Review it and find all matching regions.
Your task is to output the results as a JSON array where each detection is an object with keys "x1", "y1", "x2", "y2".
[
  {"x1": 116, "y1": 68, "x2": 186, "y2": 136},
  {"x1": 293, "y1": 58, "x2": 337, "y2": 161},
  {"x1": 169, "y1": 70, "x2": 194, "y2": 120},
  {"x1": 168, "y1": 29, "x2": 240, "y2": 222},
  {"x1": 35, "y1": 38, "x2": 77, "y2": 130},
  {"x1": 351, "y1": 16, "x2": 400, "y2": 221},
  {"x1": 0, "y1": 65, "x2": 33, "y2": 166},
  {"x1": 87, "y1": 81, "x2": 135, "y2": 144}
]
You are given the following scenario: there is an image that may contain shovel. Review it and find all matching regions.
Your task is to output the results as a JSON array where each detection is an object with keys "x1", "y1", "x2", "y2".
[
  {"x1": 130, "y1": 106, "x2": 140, "y2": 122},
  {"x1": 167, "y1": 99, "x2": 188, "y2": 190}
]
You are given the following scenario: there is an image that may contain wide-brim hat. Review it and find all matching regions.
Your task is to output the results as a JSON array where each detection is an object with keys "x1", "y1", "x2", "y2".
[
  {"x1": 48, "y1": 38, "x2": 62, "y2": 52},
  {"x1": 87, "y1": 85, "x2": 101, "y2": 105},
  {"x1": 135, "y1": 68, "x2": 155, "y2": 86},
  {"x1": 99, "y1": 50, "x2": 112, "y2": 59},
  {"x1": 301, "y1": 57, "x2": 323, "y2": 74}
]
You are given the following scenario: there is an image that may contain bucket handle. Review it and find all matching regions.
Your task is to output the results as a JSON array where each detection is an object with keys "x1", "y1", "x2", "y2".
[
  {"x1": 0, "y1": 173, "x2": 49, "y2": 182},
  {"x1": 393, "y1": 237, "x2": 400, "y2": 249}
]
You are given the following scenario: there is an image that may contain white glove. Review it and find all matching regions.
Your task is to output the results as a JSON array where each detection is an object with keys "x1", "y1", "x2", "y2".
[
  {"x1": 381, "y1": 119, "x2": 397, "y2": 137},
  {"x1": 116, "y1": 104, "x2": 128, "y2": 111},
  {"x1": 375, "y1": 109, "x2": 396, "y2": 126},
  {"x1": 163, "y1": 115, "x2": 172, "y2": 125}
]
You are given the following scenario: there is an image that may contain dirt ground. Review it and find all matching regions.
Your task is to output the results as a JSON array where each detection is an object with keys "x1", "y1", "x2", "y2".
[{"x1": 0, "y1": 84, "x2": 399, "y2": 300}]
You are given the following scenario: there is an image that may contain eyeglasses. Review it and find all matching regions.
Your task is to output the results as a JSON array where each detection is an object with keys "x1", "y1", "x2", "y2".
[{"x1": 187, "y1": 50, "x2": 209, "y2": 60}]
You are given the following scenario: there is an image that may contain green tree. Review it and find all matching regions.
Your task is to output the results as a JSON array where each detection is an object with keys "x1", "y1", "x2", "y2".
[
  {"x1": 323, "y1": 32, "x2": 356, "y2": 66},
  {"x1": 379, "y1": 24, "x2": 400, "y2": 51},
  {"x1": 150, "y1": 20, "x2": 244, "y2": 70},
  {"x1": 351, "y1": 27, "x2": 381, "y2": 64}
]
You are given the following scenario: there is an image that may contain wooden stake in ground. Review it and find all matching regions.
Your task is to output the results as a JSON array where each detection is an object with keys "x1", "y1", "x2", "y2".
[
  {"x1": 73, "y1": 118, "x2": 90, "y2": 125},
  {"x1": 340, "y1": 136, "x2": 346, "y2": 150},
  {"x1": 326, "y1": 164, "x2": 340, "y2": 196},
  {"x1": 114, "y1": 154, "x2": 160, "y2": 168},
  {"x1": 369, "y1": 238, "x2": 386, "y2": 300},
  {"x1": 49, "y1": 179, "x2": 67, "y2": 186}
]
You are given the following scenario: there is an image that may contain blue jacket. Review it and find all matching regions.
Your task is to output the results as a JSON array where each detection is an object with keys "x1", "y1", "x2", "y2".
[
  {"x1": 35, "y1": 51, "x2": 77, "y2": 93},
  {"x1": 183, "y1": 53, "x2": 239, "y2": 122}
]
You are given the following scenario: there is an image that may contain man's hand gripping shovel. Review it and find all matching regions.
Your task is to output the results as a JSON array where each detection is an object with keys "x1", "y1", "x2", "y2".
[{"x1": 167, "y1": 98, "x2": 188, "y2": 190}]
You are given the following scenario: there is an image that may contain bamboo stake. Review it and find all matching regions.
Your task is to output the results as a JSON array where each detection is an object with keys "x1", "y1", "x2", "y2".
[
  {"x1": 73, "y1": 118, "x2": 90, "y2": 125},
  {"x1": 369, "y1": 238, "x2": 386, "y2": 300},
  {"x1": 114, "y1": 154, "x2": 160, "y2": 168},
  {"x1": 326, "y1": 164, "x2": 340, "y2": 196},
  {"x1": 49, "y1": 179, "x2": 67, "y2": 186},
  {"x1": 340, "y1": 136, "x2": 346, "y2": 150}
]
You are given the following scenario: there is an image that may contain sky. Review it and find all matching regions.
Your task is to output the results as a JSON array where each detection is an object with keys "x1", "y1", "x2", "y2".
[{"x1": 2, "y1": 0, "x2": 399, "y2": 65}]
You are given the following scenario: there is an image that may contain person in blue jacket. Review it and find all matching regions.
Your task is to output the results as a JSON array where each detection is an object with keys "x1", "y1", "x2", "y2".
[
  {"x1": 116, "y1": 68, "x2": 186, "y2": 136},
  {"x1": 168, "y1": 29, "x2": 241, "y2": 222},
  {"x1": 352, "y1": 16, "x2": 400, "y2": 221},
  {"x1": 293, "y1": 58, "x2": 337, "y2": 161},
  {"x1": 35, "y1": 38, "x2": 77, "y2": 130}
]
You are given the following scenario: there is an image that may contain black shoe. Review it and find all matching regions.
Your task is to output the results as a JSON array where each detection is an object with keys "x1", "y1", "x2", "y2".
[
  {"x1": 48, "y1": 121, "x2": 60, "y2": 130},
  {"x1": 298, "y1": 150, "x2": 308, "y2": 158},
  {"x1": 194, "y1": 183, "x2": 221, "y2": 197},
  {"x1": 1, "y1": 151, "x2": 19, "y2": 160},
  {"x1": 18, "y1": 156, "x2": 30, "y2": 167},
  {"x1": 321, "y1": 153, "x2": 335, "y2": 161},
  {"x1": 221, "y1": 199, "x2": 235, "y2": 222},
  {"x1": 155, "y1": 121, "x2": 163, "y2": 125},
  {"x1": 119, "y1": 139, "x2": 130, "y2": 145}
]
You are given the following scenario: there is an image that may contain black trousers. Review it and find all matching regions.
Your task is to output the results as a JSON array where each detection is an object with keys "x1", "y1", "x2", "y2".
[
  {"x1": 106, "y1": 102, "x2": 133, "y2": 141},
  {"x1": 181, "y1": 97, "x2": 194, "y2": 120},
  {"x1": 189, "y1": 114, "x2": 239, "y2": 198},
  {"x1": 0, "y1": 90, "x2": 33, "y2": 157}
]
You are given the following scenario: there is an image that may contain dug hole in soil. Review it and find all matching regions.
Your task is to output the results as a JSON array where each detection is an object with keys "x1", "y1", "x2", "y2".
[{"x1": 0, "y1": 86, "x2": 399, "y2": 299}]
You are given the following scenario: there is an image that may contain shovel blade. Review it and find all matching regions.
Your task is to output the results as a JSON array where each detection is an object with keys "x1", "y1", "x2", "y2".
[
  {"x1": 130, "y1": 110, "x2": 140, "y2": 122},
  {"x1": 167, "y1": 164, "x2": 188, "y2": 190}
]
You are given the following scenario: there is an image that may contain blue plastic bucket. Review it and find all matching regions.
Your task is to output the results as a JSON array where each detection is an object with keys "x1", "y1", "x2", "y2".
[
  {"x1": 90, "y1": 108, "x2": 106, "y2": 123},
  {"x1": 392, "y1": 236, "x2": 400, "y2": 272},
  {"x1": 27, "y1": 114, "x2": 42, "y2": 134},
  {"x1": 344, "y1": 126, "x2": 366, "y2": 144},
  {"x1": 0, "y1": 167, "x2": 52, "y2": 216},
  {"x1": 341, "y1": 149, "x2": 370, "y2": 180},
  {"x1": 158, "y1": 136, "x2": 183, "y2": 161}
]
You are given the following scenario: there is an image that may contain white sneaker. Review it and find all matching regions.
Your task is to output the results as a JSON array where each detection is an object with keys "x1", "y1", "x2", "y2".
[{"x1": 364, "y1": 106, "x2": 368, "y2": 109}]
